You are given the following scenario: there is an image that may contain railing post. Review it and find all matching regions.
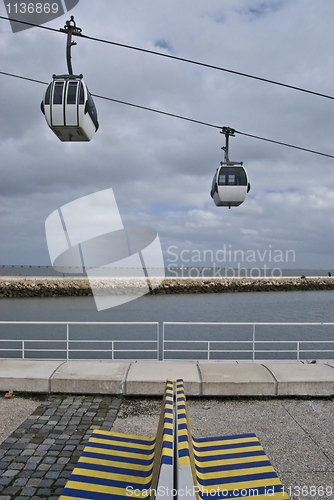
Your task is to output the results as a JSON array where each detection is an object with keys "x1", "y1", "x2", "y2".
[
  {"x1": 157, "y1": 322, "x2": 159, "y2": 361},
  {"x1": 66, "y1": 324, "x2": 69, "y2": 361},
  {"x1": 297, "y1": 341, "x2": 300, "y2": 361},
  {"x1": 22, "y1": 340, "x2": 25, "y2": 360},
  {"x1": 252, "y1": 324, "x2": 256, "y2": 362},
  {"x1": 208, "y1": 341, "x2": 210, "y2": 360},
  {"x1": 112, "y1": 341, "x2": 114, "y2": 360},
  {"x1": 162, "y1": 323, "x2": 165, "y2": 361}
]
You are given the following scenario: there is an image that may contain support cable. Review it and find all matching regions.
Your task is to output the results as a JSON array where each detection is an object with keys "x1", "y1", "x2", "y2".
[
  {"x1": 1, "y1": 69, "x2": 334, "y2": 159},
  {"x1": 1, "y1": 15, "x2": 334, "y2": 101}
]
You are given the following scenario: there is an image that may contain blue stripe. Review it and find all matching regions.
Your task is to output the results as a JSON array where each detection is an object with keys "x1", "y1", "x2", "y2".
[
  {"x1": 193, "y1": 433, "x2": 257, "y2": 444},
  {"x1": 194, "y1": 450, "x2": 267, "y2": 463},
  {"x1": 193, "y1": 441, "x2": 262, "y2": 453},
  {"x1": 161, "y1": 455, "x2": 173, "y2": 466},
  {"x1": 163, "y1": 427, "x2": 173, "y2": 435},
  {"x1": 195, "y1": 459, "x2": 272, "y2": 474},
  {"x1": 69, "y1": 474, "x2": 153, "y2": 490},
  {"x1": 85, "y1": 442, "x2": 155, "y2": 455},
  {"x1": 80, "y1": 451, "x2": 155, "y2": 467},
  {"x1": 90, "y1": 433, "x2": 156, "y2": 446},
  {"x1": 74, "y1": 462, "x2": 154, "y2": 478}
]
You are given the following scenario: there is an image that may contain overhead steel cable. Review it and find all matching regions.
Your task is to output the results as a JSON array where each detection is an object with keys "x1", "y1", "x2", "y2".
[
  {"x1": 1, "y1": 69, "x2": 334, "y2": 159},
  {"x1": 1, "y1": 15, "x2": 334, "y2": 102},
  {"x1": 235, "y1": 131, "x2": 334, "y2": 159}
]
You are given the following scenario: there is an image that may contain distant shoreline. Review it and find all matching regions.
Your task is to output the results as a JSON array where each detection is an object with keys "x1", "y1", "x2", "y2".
[{"x1": 1, "y1": 276, "x2": 334, "y2": 298}]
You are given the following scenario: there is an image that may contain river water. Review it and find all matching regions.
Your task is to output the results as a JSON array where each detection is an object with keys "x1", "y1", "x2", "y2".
[{"x1": 0, "y1": 290, "x2": 333, "y2": 361}]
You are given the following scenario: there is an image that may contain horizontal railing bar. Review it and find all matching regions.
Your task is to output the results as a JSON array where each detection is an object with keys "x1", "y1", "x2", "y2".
[
  {"x1": 163, "y1": 322, "x2": 334, "y2": 325},
  {"x1": 164, "y1": 340, "x2": 323, "y2": 345},
  {"x1": 298, "y1": 349, "x2": 334, "y2": 353},
  {"x1": 68, "y1": 340, "x2": 156, "y2": 343},
  {"x1": 164, "y1": 340, "x2": 253, "y2": 344},
  {"x1": 0, "y1": 340, "x2": 156, "y2": 344},
  {"x1": 0, "y1": 321, "x2": 159, "y2": 325},
  {"x1": 69, "y1": 349, "x2": 157, "y2": 352},
  {"x1": 2, "y1": 321, "x2": 333, "y2": 326}
]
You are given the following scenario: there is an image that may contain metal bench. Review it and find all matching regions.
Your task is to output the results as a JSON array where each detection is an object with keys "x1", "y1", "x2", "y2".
[
  {"x1": 59, "y1": 379, "x2": 174, "y2": 500},
  {"x1": 176, "y1": 379, "x2": 289, "y2": 499}
]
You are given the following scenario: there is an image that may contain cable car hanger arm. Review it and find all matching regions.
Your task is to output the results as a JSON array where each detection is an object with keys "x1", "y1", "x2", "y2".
[{"x1": 59, "y1": 16, "x2": 82, "y2": 75}]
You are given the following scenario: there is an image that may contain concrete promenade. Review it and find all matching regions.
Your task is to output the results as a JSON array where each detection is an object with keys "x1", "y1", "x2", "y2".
[{"x1": 1, "y1": 359, "x2": 334, "y2": 396}]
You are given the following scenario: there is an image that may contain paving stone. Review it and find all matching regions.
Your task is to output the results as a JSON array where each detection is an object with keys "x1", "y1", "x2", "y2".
[
  {"x1": 0, "y1": 478, "x2": 12, "y2": 486},
  {"x1": 0, "y1": 394, "x2": 120, "y2": 500},
  {"x1": 1, "y1": 486, "x2": 21, "y2": 495},
  {"x1": 38, "y1": 478, "x2": 54, "y2": 487},
  {"x1": 20, "y1": 487, "x2": 37, "y2": 496},
  {"x1": 26, "y1": 478, "x2": 42, "y2": 487},
  {"x1": 13, "y1": 477, "x2": 28, "y2": 487},
  {"x1": 2, "y1": 469, "x2": 19, "y2": 477},
  {"x1": 36, "y1": 488, "x2": 52, "y2": 496},
  {"x1": 10, "y1": 462, "x2": 25, "y2": 470}
]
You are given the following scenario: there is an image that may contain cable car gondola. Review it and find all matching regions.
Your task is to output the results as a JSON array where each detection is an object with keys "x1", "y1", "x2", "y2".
[
  {"x1": 40, "y1": 17, "x2": 99, "y2": 142},
  {"x1": 210, "y1": 127, "x2": 250, "y2": 208},
  {"x1": 41, "y1": 74, "x2": 99, "y2": 141}
]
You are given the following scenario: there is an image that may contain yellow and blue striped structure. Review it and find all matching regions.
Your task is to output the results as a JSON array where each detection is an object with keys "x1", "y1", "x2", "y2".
[
  {"x1": 176, "y1": 379, "x2": 289, "y2": 500},
  {"x1": 59, "y1": 379, "x2": 174, "y2": 500}
]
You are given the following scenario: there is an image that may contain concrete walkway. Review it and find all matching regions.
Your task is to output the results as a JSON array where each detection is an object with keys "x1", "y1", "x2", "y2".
[
  {"x1": 1, "y1": 359, "x2": 334, "y2": 396},
  {"x1": 1, "y1": 394, "x2": 334, "y2": 499}
]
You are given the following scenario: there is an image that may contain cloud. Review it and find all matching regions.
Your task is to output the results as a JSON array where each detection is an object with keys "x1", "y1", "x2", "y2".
[{"x1": 0, "y1": 0, "x2": 334, "y2": 269}]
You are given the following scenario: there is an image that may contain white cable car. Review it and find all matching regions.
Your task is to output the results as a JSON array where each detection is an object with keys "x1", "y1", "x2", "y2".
[
  {"x1": 211, "y1": 162, "x2": 250, "y2": 207},
  {"x1": 210, "y1": 127, "x2": 250, "y2": 208},
  {"x1": 40, "y1": 17, "x2": 99, "y2": 142},
  {"x1": 41, "y1": 74, "x2": 99, "y2": 141}
]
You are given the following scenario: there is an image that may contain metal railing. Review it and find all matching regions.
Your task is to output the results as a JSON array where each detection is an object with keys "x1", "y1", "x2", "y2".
[
  {"x1": 0, "y1": 322, "x2": 159, "y2": 360},
  {"x1": 1, "y1": 321, "x2": 334, "y2": 361},
  {"x1": 162, "y1": 322, "x2": 334, "y2": 361}
]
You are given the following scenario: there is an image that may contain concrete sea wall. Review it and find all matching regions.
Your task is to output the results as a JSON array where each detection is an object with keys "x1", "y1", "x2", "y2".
[{"x1": 0, "y1": 276, "x2": 334, "y2": 298}]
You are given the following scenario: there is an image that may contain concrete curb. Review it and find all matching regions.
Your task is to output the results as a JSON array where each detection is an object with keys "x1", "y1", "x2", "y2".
[{"x1": 1, "y1": 359, "x2": 334, "y2": 396}]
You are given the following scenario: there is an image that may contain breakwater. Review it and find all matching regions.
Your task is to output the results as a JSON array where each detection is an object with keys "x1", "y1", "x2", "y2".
[{"x1": 0, "y1": 276, "x2": 334, "y2": 298}]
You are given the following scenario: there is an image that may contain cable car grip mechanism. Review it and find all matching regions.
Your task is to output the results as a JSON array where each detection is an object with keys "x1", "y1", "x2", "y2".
[{"x1": 60, "y1": 16, "x2": 83, "y2": 75}]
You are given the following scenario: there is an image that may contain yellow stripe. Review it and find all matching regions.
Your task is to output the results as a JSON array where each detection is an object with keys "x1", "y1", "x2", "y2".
[
  {"x1": 88, "y1": 437, "x2": 156, "y2": 450},
  {"x1": 59, "y1": 496, "x2": 95, "y2": 500},
  {"x1": 65, "y1": 480, "x2": 149, "y2": 498}
]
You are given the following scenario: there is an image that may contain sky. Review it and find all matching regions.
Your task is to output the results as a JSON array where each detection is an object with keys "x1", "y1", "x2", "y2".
[{"x1": 1, "y1": 0, "x2": 334, "y2": 273}]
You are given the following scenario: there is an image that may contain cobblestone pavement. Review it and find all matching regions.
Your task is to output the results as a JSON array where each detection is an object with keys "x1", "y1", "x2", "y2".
[{"x1": 0, "y1": 395, "x2": 122, "y2": 500}]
